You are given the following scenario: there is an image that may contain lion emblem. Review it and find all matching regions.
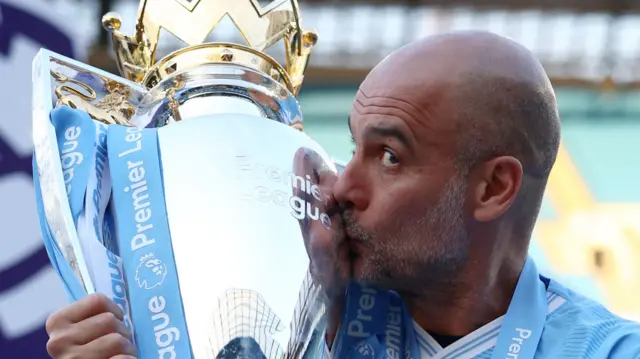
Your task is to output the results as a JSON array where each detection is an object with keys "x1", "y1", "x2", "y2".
[
  {"x1": 352, "y1": 341, "x2": 375, "y2": 359},
  {"x1": 135, "y1": 253, "x2": 168, "y2": 290}
]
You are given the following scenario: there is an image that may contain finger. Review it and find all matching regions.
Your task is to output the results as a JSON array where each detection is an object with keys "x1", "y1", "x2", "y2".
[
  {"x1": 72, "y1": 312, "x2": 132, "y2": 345},
  {"x1": 46, "y1": 333, "x2": 74, "y2": 358},
  {"x1": 46, "y1": 313, "x2": 133, "y2": 359},
  {"x1": 84, "y1": 332, "x2": 136, "y2": 359},
  {"x1": 50, "y1": 294, "x2": 124, "y2": 330}
]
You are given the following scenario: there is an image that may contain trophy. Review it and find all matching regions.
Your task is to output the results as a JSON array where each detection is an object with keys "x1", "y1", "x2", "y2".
[{"x1": 32, "y1": 0, "x2": 344, "y2": 358}]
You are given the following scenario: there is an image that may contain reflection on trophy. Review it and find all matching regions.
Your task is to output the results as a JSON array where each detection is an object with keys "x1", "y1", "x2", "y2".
[{"x1": 31, "y1": 0, "x2": 343, "y2": 358}]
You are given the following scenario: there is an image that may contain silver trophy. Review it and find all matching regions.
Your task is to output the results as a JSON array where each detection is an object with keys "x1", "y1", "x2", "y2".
[{"x1": 32, "y1": 0, "x2": 343, "y2": 358}]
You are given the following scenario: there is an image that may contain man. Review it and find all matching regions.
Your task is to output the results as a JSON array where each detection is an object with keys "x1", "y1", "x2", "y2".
[{"x1": 44, "y1": 31, "x2": 640, "y2": 359}]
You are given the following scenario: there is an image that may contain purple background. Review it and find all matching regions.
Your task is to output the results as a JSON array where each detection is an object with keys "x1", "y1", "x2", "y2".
[{"x1": 0, "y1": 1, "x2": 74, "y2": 357}]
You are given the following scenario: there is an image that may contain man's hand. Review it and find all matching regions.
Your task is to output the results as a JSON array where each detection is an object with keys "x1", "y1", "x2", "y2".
[
  {"x1": 291, "y1": 148, "x2": 350, "y2": 346},
  {"x1": 45, "y1": 293, "x2": 136, "y2": 359}
]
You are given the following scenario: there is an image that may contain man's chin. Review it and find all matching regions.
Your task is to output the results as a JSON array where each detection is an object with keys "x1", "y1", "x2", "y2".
[
  {"x1": 350, "y1": 255, "x2": 376, "y2": 285},
  {"x1": 334, "y1": 241, "x2": 353, "y2": 287},
  {"x1": 347, "y1": 240, "x2": 372, "y2": 278},
  {"x1": 350, "y1": 256, "x2": 396, "y2": 290}
]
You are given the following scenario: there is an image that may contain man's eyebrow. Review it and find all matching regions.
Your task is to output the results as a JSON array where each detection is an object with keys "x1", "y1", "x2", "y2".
[
  {"x1": 348, "y1": 116, "x2": 356, "y2": 145},
  {"x1": 363, "y1": 125, "x2": 413, "y2": 150}
]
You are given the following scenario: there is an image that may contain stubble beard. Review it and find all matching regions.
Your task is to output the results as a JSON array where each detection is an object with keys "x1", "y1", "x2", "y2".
[{"x1": 343, "y1": 174, "x2": 471, "y2": 291}]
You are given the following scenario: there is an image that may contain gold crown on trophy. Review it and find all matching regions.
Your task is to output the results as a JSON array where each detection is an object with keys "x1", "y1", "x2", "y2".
[{"x1": 102, "y1": 0, "x2": 318, "y2": 96}]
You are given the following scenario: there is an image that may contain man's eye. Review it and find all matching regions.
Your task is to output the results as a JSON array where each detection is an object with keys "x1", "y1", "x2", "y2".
[{"x1": 381, "y1": 149, "x2": 399, "y2": 166}]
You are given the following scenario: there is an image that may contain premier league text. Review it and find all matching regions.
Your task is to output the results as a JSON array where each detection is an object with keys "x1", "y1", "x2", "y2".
[
  {"x1": 235, "y1": 155, "x2": 331, "y2": 228},
  {"x1": 506, "y1": 328, "x2": 532, "y2": 359},
  {"x1": 118, "y1": 127, "x2": 180, "y2": 359},
  {"x1": 149, "y1": 295, "x2": 181, "y2": 359},
  {"x1": 347, "y1": 287, "x2": 402, "y2": 358},
  {"x1": 346, "y1": 287, "x2": 376, "y2": 339},
  {"x1": 60, "y1": 126, "x2": 83, "y2": 195},
  {"x1": 106, "y1": 249, "x2": 133, "y2": 330},
  {"x1": 117, "y1": 127, "x2": 155, "y2": 252}
]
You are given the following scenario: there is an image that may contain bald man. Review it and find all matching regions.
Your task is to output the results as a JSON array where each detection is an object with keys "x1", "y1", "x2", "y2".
[
  {"x1": 319, "y1": 31, "x2": 640, "y2": 359},
  {"x1": 43, "y1": 31, "x2": 640, "y2": 359}
]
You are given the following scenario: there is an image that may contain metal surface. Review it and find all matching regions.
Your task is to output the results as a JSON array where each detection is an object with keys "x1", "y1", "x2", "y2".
[
  {"x1": 156, "y1": 111, "x2": 339, "y2": 358},
  {"x1": 134, "y1": 64, "x2": 304, "y2": 129},
  {"x1": 102, "y1": 0, "x2": 317, "y2": 95}
]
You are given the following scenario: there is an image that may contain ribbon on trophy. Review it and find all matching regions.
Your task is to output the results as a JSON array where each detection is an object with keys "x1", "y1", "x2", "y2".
[
  {"x1": 331, "y1": 257, "x2": 548, "y2": 359},
  {"x1": 107, "y1": 124, "x2": 192, "y2": 358},
  {"x1": 34, "y1": 106, "x2": 198, "y2": 356},
  {"x1": 33, "y1": 106, "x2": 94, "y2": 301},
  {"x1": 33, "y1": 106, "x2": 135, "y2": 335}
]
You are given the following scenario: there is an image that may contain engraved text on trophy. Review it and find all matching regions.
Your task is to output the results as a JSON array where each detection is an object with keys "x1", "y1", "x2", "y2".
[{"x1": 235, "y1": 155, "x2": 331, "y2": 229}]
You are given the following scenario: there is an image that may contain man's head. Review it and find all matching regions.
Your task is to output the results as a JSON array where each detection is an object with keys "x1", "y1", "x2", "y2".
[{"x1": 334, "y1": 31, "x2": 561, "y2": 291}]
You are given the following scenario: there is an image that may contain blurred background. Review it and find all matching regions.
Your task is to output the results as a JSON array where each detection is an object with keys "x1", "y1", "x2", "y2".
[{"x1": 1, "y1": 0, "x2": 640, "y2": 357}]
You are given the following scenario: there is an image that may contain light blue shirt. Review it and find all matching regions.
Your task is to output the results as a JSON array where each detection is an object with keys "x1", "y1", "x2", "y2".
[{"x1": 322, "y1": 278, "x2": 640, "y2": 358}]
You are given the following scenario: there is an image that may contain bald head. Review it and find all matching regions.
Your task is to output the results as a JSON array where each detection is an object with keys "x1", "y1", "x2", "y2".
[
  {"x1": 336, "y1": 31, "x2": 561, "y2": 290},
  {"x1": 361, "y1": 30, "x2": 561, "y2": 177}
]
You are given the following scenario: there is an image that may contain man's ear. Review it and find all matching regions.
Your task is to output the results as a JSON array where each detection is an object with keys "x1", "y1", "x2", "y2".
[{"x1": 470, "y1": 156, "x2": 523, "y2": 222}]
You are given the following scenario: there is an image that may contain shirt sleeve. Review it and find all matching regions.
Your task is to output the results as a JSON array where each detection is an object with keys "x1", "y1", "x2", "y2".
[{"x1": 597, "y1": 323, "x2": 640, "y2": 359}]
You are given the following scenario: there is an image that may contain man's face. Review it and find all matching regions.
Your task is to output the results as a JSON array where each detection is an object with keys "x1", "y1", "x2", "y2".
[{"x1": 333, "y1": 85, "x2": 472, "y2": 291}]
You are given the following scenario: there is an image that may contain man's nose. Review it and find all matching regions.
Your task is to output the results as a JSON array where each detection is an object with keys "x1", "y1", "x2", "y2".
[{"x1": 333, "y1": 160, "x2": 369, "y2": 211}]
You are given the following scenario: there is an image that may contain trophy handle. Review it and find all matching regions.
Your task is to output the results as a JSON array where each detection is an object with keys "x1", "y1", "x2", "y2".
[
  {"x1": 45, "y1": 55, "x2": 146, "y2": 126},
  {"x1": 31, "y1": 50, "x2": 148, "y2": 294}
]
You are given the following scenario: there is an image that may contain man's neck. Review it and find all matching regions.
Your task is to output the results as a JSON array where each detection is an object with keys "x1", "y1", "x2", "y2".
[{"x1": 400, "y1": 252, "x2": 526, "y2": 337}]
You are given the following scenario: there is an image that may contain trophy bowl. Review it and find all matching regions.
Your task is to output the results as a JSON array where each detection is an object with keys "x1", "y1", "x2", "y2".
[{"x1": 31, "y1": 1, "x2": 343, "y2": 358}]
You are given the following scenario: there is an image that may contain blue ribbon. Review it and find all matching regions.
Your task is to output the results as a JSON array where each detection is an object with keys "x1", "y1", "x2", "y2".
[
  {"x1": 34, "y1": 106, "x2": 98, "y2": 301},
  {"x1": 489, "y1": 258, "x2": 547, "y2": 359},
  {"x1": 50, "y1": 106, "x2": 96, "y2": 226},
  {"x1": 333, "y1": 283, "x2": 420, "y2": 359},
  {"x1": 107, "y1": 124, "x2": 193, "y2": 358},
  {"x1": 33, "y1": 158, "x2": 86, "y2": 302},
  {"x1": 334, "y1": 257, "x2": 547, "y2": 359}
]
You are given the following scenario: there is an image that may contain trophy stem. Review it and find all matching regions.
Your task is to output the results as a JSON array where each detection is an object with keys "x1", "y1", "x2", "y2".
[{"x1": 132, "y1": 64, "x2": 304, "y2": 130}]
